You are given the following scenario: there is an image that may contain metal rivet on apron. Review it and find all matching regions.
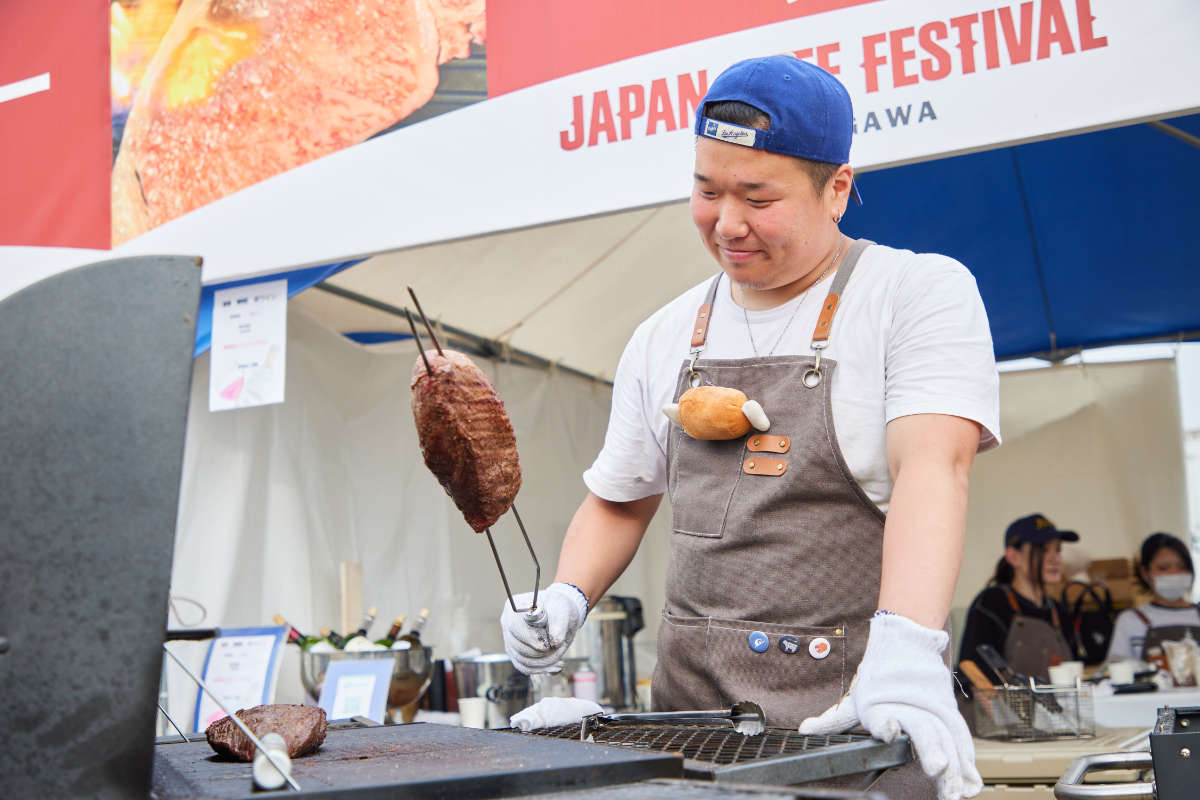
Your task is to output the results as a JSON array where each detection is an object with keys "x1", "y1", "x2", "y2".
[
  {"x1": 809, "y1": 637, "x2": 831, "y2": 659},
  {"x1": 748, "y1": 632, "x2": 770, "y2": 653},
  {"x1": 834, "y1": 628, "x2": 843, "y2": 636},
  {"x1": 747, "y1": 461, "x2": 756, "y2": 469},
  {"x1": 775, "y1": 464, "x2": 783, "y2": 471},
  {"x1": 752, "y1": 438, "x2": 760, "y2": 447},
  {"x1": 778, "y1": 438, "x2": 788, "y2": 448},
  {"x1": 778, "y1": 635, "x2": 801, "y2": 655}
]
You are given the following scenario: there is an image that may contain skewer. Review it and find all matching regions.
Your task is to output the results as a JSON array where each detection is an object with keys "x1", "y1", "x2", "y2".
[
  {"x1": 158, "y1": 702, "x2": 189, "y2": 743},
  {"x1": 406, "y1": 287, "x2": 444, "y2": 356},
  {"x1": 404, "y1": 309, "x2": 434, "y2": 376},
  {"x1": 162, "y1": 645, "x2": 302, "y2": 791}
]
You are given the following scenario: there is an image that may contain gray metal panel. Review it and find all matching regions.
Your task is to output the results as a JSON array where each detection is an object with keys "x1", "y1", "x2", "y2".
[{"x1": 0, "y1": 255, "x2": 201, "y2": 798}]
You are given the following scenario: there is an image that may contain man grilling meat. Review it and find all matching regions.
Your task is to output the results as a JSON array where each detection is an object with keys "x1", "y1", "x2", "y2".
[{"x1": 500, "y1": 56, "x2": 999, "y2": 800}]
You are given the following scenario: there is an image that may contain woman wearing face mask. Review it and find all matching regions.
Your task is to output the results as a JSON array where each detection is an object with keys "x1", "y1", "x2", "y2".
[
  {"x1": 958, "y1": 514, "x2": 1078, "y2": 681},
  {"x1": 1105, "y1": 532, "x2": 1199, "y2": 663}
]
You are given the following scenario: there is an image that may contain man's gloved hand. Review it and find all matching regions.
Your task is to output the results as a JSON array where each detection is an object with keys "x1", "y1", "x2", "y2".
[
  {"x1": 500, "y1": 583, "x2": 589, "y2": 675},
  {"x1": 798, "y1": 613, "x2": 982, "y2": 800}
]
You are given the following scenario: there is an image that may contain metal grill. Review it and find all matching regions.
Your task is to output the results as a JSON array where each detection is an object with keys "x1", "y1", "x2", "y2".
[{"x1": 526, "y1": 724, "x2": 872, "y2": 766}]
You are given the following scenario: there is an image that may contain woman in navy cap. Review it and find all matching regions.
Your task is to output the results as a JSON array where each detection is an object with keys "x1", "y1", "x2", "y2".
[
  {"x1": 501, "y1": 54, "x2": 999, "y2": 800},
  {"x1": 958, "y1": 514, "x2": 1079, "y2": 681},
  {"x1": 1105, "y1": 532, "x2": 1200, "y2": 665}
]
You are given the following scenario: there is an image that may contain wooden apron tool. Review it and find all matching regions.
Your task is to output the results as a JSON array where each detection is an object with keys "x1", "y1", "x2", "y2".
[{"x1": 652, "y1": 239, "x2": 934, "y2": 797}]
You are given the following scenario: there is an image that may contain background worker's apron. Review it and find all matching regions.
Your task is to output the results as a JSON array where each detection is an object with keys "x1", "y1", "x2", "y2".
[
  {"x1": 1000, "y1": 587, "x2": 1073, "y2": 681},
  {"x1": 652, "y1": 239, "x2": 935, "y2": 796},
  {"x1": 1133, "y1": 605, "x2": 1200, "y2": 662}
]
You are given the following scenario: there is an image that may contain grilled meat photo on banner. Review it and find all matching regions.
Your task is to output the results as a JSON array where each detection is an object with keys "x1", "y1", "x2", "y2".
[{"x1": 110, "y1": 0, "x2": 485, "y2": 245}]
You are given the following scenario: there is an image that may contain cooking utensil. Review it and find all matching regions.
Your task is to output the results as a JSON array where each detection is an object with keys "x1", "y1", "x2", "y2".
[
  {"x1": 581, "y1": 702, "x2": 767, "y2": 740},
  {"x1": 516, "y1": 722, "x2": 911, "y2": 786},
  {"x1": 454, "y1": 653, "x2": 534, "y2": 728},
  {"x1": 406, "y1": 289, "x2": 548, "y2": 639},
  {"x1": 960, "y1": 659, "x2": 1022, "y2": 729}
]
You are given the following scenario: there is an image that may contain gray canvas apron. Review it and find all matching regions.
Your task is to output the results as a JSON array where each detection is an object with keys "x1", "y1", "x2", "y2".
[
  {"x1": 1133, "y1": 606, "x2": 1200, "y2": 662},
  {"x1": 1000, "y1": 587, "x2": 1073, "y2": 681},
  {"x1": 652, "y1": 239, "x2": 935, "y2": 796}
]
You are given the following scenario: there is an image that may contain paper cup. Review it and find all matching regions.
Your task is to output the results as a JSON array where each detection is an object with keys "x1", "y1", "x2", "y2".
[
  {"x1": 1062, "y1": 660, "x2": 1085, "y2": 682},
  {"x1": 1109, "y1": 660, "x2": 1136, "y2": 685},
  {"x1": 458, "y1": 697, "x2": 487, "y2": 729},
  {"x1": 1048, "y1": 663, "x2": 1074, "y2": 686}
]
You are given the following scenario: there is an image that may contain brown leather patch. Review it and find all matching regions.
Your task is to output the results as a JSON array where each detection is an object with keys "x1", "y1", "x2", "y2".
[
  {"x1": 812, "y1": 293, "x2": 841, "y2": 344},
  {"x1": 743, "y1": 457, "x2": 787, "y2": 476},
  {"x1": 690, "y1": 302, "x2": 713, "y2": 348},
  {"x1": 746, "y1": 435, "x2": 790, "y2": 453}
]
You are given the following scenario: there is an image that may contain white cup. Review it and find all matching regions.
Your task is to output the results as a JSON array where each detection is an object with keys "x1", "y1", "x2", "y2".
[
  {"x1": 1061, "y1": 660, "x2": 1085, "y2": 682},
  {"x1": 1109, "y1": 660, "x2": 1136, "y2": 685},
  {"x1": 1047, "y1": 663, "x2": 1075, "y2": 686},
  {"x1": 458, "y1": 697, "x2": 488, "y2": 729}
]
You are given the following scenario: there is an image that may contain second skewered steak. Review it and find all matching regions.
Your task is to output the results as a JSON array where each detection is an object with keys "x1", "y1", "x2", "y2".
[
  {"x1": 206, "y1": 704, "x2": 327, "y2": 761},
  {"x1": 410, "y1": 350, "x2": 522, "y2": 532}
]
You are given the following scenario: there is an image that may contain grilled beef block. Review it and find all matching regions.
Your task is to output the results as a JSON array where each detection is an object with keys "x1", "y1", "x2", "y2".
[
  {"x1": 206, "y1": 704, "x2": 327, "y2": 761},
  {"x1": 410, "y1": 349, "x2": 522, "y2": 532}
]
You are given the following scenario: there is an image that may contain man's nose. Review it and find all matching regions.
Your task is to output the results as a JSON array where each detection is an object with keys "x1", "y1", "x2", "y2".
[{"x1": 714, "y1": 201, "x2": 749, "y2": 240}]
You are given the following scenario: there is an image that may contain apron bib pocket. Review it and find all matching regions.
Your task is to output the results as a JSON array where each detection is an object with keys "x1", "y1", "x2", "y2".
[{"x1": 667, "y1": 427, "x2": 745, "y2": 538}]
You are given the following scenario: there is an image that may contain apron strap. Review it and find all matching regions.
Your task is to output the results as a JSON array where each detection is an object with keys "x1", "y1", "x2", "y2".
[
  {"x1": 690, "y1": 274, "x2": 724, "y2": 349},
  {"x1": 811, "y1": 238, "x2": 873, "y2": 347},
  {"x1": 1134, "y1": 607, "x2": 1152, "y2": 627},
  {"x1": 1003, "y1": 585, "x2": 1063, "y2": 629}
]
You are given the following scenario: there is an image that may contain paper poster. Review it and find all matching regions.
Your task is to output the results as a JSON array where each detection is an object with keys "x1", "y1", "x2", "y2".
[
  {"x1": 318, "y1": 658, "x2": 392, "y2": 724},
  {"x1": 209, "y1": 279, "x2": 287, "y2": 411},
  {"x1": 192, "y1": 626, "x2": 287, "y2": 732}
]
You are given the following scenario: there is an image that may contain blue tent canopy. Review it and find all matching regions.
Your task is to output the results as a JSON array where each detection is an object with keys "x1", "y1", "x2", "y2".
[{"x1": 844, "y1": 114, "x2": 1200, "y2": 361}]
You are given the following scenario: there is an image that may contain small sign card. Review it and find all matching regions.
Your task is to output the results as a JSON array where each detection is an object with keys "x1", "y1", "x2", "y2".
[
  {"x1": 192, "y1": 626, "x2": 287, "y2": 732},
  {"x1": 209, "y1": 278, "x2": 287, "y2": 411},
  {"x1": 318, "y1": 658, "x2": 392, "y2": 724}
]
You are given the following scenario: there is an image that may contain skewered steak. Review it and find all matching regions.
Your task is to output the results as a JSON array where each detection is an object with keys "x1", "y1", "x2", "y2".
[
  {"x1": 410, "y1": 350, "x2": 521, "y2": 532},
  {"x1": 206, "y1": 704, "x2": 326, "y2": 761}
]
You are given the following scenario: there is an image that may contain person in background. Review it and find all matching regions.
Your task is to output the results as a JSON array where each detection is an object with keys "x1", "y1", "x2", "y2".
[
  {"x1": 1105, "y1": 532, "x2": 1200, "y2": 663},
  {"x1": 958, "y1": 514, "x2": 1077, "y2": 681}
]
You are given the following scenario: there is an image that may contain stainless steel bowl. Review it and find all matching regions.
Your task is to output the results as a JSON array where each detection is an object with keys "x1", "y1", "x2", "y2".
[
  {"x1": 453, "y1": 653, "x2": 533, "y2": 727},
  {"x1": 299, "y1": 646, "x2": 433, "y2": 715}
]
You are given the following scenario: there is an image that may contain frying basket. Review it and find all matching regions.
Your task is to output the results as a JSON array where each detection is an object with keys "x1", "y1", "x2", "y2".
[{"x1": 973, "y1": 682, "x2": 1095, "y2": 742}]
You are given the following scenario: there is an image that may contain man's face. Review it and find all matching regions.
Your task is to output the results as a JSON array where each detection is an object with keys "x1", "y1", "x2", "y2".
[{"x1": 690, "y1": 137, "x2": 833, "y2": 291}]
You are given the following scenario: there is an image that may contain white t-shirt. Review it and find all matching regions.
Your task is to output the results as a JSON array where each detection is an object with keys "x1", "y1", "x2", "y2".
[
  {"x1": 583, "y1": 242, "x2": 1001, "y2": 512},
  {"x1": 1106, "y1": 603, "x2": 1200, "y2": 662}
]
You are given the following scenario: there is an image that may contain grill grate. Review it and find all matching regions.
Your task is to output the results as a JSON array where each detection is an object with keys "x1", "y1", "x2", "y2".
[{"x1": 521, "y1": 724, "x2": 870, "y2": 766}]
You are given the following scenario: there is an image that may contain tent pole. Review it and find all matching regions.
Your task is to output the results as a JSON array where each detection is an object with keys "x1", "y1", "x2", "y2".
[
  {"x1": 1148, "y1": 121, "x2": 1200, "y2": 152},
  {"x1": 311, "y1": 282, "x2": 613, "y2": 387}
]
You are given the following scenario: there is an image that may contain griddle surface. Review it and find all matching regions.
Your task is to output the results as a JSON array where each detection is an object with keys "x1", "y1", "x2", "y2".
[{"x1": 151, "y1": 723, "x2": 681, "y2": 799}]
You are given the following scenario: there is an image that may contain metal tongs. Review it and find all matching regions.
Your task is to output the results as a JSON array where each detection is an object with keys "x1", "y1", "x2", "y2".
[
  {"x1": 580, "y1": 701, "x2": 767, "y2": 741},
  {"x1": 404, "y1": 287, "x2": 549, "y2": 640}
]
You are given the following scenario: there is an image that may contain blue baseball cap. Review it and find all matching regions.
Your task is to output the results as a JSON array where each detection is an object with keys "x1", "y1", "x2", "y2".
[
  {"x1": 695, "y1": 55, "x2": 862, "y2": 205},
  {"x1": 1005, "y1": 514, "x2": 1080, "y2": 548}
]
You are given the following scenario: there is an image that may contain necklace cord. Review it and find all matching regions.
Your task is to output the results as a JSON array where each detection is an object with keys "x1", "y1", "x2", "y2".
[{"x1": 739, "y1": 236, "x2": 847, "y2": 357}]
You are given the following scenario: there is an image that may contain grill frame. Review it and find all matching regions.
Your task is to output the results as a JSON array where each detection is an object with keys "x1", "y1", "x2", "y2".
[{"x1": 513, "y1": 724, "x2": 912, "y2": 786}]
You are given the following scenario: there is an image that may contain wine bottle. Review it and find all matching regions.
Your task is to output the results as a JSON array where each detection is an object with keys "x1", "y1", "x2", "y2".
[
  {"x1": 374, "y1": 614, "x2": 407, "y2": 648},
  {"x1": 342, "y1": 607, "x2": 378, "y2": 646},
  {"x1": 397, "y1": 608, "x2": 430, "y2": 648},
  {"x1": 320, "y1": 627, "x2": 347, "y2": 649},
  {"x1": 273, "y1": 614, "x2": 321, "y2": 650}
]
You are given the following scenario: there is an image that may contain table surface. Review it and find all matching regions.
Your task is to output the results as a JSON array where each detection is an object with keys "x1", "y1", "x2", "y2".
[{"x1": 1092, "y1": 686, "x2": 1200, "y2": 728}]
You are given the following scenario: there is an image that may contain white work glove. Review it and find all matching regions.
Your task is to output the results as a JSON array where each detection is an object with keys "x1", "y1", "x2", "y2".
[
  {"x1": 500, "y1": 582, "x2": 588, "y2": 675},
  {"x1": 799, "y1": 613, "x2": 982, "y2": 800},
  {"x1": 510, "y1": 697, "x2": 604, "y2": 731}
]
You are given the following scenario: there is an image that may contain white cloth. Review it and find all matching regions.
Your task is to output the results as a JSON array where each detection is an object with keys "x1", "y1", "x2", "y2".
[
  {"x1": 582, "y1": 243, "x2": 1000, "y2": 512},
  {"x1": 510, "y1": 697, "x2": 605, "y2": 731},
  {"x1": 501, "y1": 583, "x2": 589, "y2": 675},
  {"x1": 1106, "y1": 603, "x2": 1200, "y2": 661},
  {"x1": 799, "y1": 613, "x2": 982, "y2": 800}
]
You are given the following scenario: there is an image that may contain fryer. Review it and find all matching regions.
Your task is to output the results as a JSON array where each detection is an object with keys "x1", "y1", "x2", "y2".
[{"x1": 513, "y1": 722, "x2": 912, "y2": 786}]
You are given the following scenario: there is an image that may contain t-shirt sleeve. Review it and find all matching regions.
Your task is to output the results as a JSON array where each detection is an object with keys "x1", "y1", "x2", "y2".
[
  {"x1": 1104, "y1": 609, "x2": 1142, "y2": 662},
  {"x1": 582, "y1": 325, "x2": 670, "y2": 502},
  {"x1": 883, "y1": 254, "x2": 1001, "y2": 451},
  {"x1": 957, "y1": 588, "x2": 1011, "y2": 675}
]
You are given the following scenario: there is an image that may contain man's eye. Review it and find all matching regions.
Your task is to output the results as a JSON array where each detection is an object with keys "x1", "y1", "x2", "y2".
[{"x1": 747, "y1": 198, "x2": 773, "y2": 206}]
